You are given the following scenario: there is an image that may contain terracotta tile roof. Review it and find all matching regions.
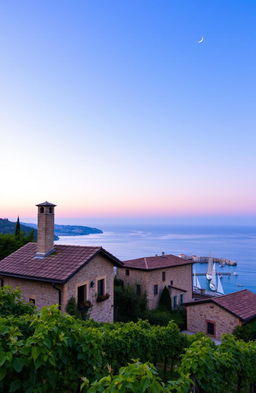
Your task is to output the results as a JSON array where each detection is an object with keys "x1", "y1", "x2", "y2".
[
  {"x1": 122, "y1": 254, "x2": 193, "y2": 271},
  {"x1": 186, "y1": 290, "x2": 256, "y2": 322},
  {"x1": 0, "y1": 243, "x2": 122, "y2": 284}
]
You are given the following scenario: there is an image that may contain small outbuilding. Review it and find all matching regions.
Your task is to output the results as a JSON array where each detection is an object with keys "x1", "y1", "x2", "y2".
[{"x1": 185, "y1": 290, "x2": 256, "y2": 340}]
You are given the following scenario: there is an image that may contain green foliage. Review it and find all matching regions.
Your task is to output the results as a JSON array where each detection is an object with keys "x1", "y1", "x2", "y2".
[
  {"x1": 0, "y1": 231, "x2": 35, "y2": 260},
  {"x1": 114, "y1": 282, "x2": 185, "y2": 329},
  {"x1": 81, "y1": 361, "x2": 166, "y2": 393},
  {"x1": 0, "y1": 286, "x2": 35, "y2": 317},
  {"x1": 159, "y1": 286, "x2": 172, "y2": 311},
  {"x1": 114, "y1": 278, "x2": 124, "y2": 287},
  {"x1": 66, "y1": 296, "x2": 92, "y2": 320},
  {"x1": 65, "y1": 296, "x2": 81, "y2": 319},
  {"x1": 173, "y1": 334, "x2": 256, "y2": 393},
  {"x1": 0, "y1": 306, "x2": 104, "y2": 393},
  {"x1": 2, "y1": 299, "x2": 256, "y2": 393},
  {"x1": 142, "y1": 309, "x2": 185, "y2": 328},
  {"x1": 0, "y1": 307, "x2": 189, "y2": 392},
  {"x1": 97, "y1": 319, "x2": 188, "y2": 380},
  {"x1": 114, "y1": 284, "x2": 147, "y2": 322},
  {"x1": 233, "y1": 319, "x2": 256, "y2": 342}
]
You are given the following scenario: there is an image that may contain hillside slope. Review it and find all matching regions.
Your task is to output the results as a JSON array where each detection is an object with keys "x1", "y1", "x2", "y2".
[
  {"x1": 22, "y1": 223, "x2": 103, "y2": 236},
  {"x1": 0, "y1": 219, "x2": 36, "y2": 237}
]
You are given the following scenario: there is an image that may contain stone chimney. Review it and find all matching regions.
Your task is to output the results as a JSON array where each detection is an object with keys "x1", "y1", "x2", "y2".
[{"x1": 36, "y1": 201, "x2": 56, "y2": 257}]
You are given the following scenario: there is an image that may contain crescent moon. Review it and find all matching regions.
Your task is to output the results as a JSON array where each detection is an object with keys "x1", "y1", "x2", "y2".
[{"x1": 198, "y1": 37, "x2": 204, "y2": 43}]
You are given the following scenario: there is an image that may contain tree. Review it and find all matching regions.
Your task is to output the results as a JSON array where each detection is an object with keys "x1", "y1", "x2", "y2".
[
  {"x1": 0, "y1": 232, "x2": 35, "y2": 260},
  {"x1": 159, "y1": 286, "x2": 172, "y2": 311},
  {"x1": 15, "y1": 216, "x2": 20, "y2": 239}
]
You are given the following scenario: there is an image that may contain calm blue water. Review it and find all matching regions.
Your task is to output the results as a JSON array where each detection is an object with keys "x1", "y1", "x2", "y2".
[{"x1": 55, "y1": 225, "x2": 256, "y2": 294}]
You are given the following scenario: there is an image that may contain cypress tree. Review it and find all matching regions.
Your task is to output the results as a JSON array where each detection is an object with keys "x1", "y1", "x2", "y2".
[
  {"x1": 158, "y1": 286, "x2": 172, "y2": 311},
  {"x1": 15, "y1": 216, "x2": 20, "y2": 240}
]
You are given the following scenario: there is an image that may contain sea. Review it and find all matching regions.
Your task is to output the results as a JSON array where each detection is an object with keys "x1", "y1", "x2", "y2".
[{"x1": 55, "y1": 225, "x2": 256, "y2": 295}]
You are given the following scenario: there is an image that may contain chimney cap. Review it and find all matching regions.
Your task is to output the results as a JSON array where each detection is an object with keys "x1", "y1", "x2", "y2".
[{"x1": 36, "y1": 201, "x2": 57, "y2": 207}]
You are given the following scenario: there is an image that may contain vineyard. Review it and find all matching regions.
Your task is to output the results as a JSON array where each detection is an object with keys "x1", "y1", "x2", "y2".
[{"x1": 0, "y1": 303, "x2": 256, "y2": 393}]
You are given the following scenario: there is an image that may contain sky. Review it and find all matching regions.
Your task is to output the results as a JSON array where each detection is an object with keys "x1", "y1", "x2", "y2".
[{"x1": 1, "y1": 1, "x2": 256, "y2": 225}]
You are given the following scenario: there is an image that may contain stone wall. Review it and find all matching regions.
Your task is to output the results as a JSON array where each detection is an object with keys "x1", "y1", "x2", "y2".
[
  {"x1": 186, "y1": 302, "x2": 242, "y2": 340},
  {"x1": 117, "y1": 263, "x2": 193, "y2": 309},
  {"x1": 63, "y1": 254, "x2": 115, "y2": 323},
  {"x1": 2, "y1": 277, "x2": 59, "y2": 309}
]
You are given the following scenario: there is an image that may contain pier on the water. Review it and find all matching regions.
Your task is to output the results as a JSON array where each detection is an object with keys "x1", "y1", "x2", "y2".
[
  {"x1": 193, "y1": 272, "x2": 232, "y2": 276},
  {"x1": 179, "y1": 254, "x2": 237, "y2": 266}
]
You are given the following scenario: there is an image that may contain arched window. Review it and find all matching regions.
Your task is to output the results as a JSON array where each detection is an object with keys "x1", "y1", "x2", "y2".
[
  {"x1": 40, "y1": 207, "x2": 44, "y2": 213},
  {"x1": 49, "y1": 207, "x2": 53, "y2": 214}
]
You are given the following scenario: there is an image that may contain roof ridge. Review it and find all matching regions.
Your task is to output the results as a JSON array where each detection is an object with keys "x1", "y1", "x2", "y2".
[
  {"x1": 215, "y1": 289, "x2": 250, "y2": 300},
  {"x1": 144, "y1": 257, "x2": 149, "y2": 270},
  {"x1": 55, "y1": 244, "x2": 101, "y2": 249}
]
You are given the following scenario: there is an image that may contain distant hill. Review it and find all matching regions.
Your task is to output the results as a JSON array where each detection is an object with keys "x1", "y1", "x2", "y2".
[
  {"x1": 0, "y1": 219, "x2": 36, "y2": 238},
  {"x1": 22, "y1": 222, "x2": 103, "y2": 237}
]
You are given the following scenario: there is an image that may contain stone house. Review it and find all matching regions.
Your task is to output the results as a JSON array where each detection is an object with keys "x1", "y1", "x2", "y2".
[
  {"x1": 0, "y1": 202, "x2": 123, "y2": 322},
  {"x1": 185, "y1": 290, "x2": 256, "y2": 340},
  {"x1": 117, "y1": 253, "x2": 193, "y2": 309}
]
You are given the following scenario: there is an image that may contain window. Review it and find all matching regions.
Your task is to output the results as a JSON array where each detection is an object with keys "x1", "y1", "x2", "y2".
[
  {"x1": 97, "y1": 279, "x2": 105, "y2": 297},
  {"x1": 40, "y1": 207, "x2": 44, "y2": 213},
  {"x1": 180, "y1": 294, "x2": 184, "y2": 304},
  {"x1": 173, "y1": 296, "x2": 177, "y2": 310},
  {"x1": 170, "y1": 280, "x2": 173, "y2": 286},
  {"x1": 77, "y1": 284, "x2": 87, "y2": 305},
  {"x1": 207, "y1": 321, "x2": 215, "y2": 336},
  {"x1": 162, "y1": 272, "x2": 166, "y2": 282},
  {"x1": 125, "y1": 269, "x2": 130, "y2": 276},
  {"x1": 136, "y1": 284, "x2": 141, "y2": 296},
  {"x1": 49, "y1": 207, "x2": 53, "y2": 214},
  {"x1": 29, "y1": 298, "x2": 35, "y2": 305},
  {"x1": 153, "y1": 284, "x2": 158, "y2": 296}
]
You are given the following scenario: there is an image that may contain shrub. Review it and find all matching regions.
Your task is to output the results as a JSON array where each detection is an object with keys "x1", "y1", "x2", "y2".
[
  {"x1": 159, "y1": 286, "x2": 172, "y2": 310},
  {"x1": 114, "y1": 278, "x2": 124, "y2": 287},
  {"x1": 114, "y1": 285, "x2": 147, "y2": 322},
  {"x1": 233, "y1": 319, "x2": 256, "y2": 342},
  {"x1": 66, "y1": 296, "x2": 81, "y2": 319},
  {"x1": 0, "y1": 286, "x2": 35, "y2": 317},
  {"x1": 142, "y1": 309, "x2": 185, "y2": 329},
  {"x1": 66, "y1": 296, "x2": 92, "y2": 320}
]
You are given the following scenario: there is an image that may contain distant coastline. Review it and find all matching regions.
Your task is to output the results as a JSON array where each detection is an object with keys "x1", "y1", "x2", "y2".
[{"x1": 22, "y1": 222, "x2": 103, "y2": 238}]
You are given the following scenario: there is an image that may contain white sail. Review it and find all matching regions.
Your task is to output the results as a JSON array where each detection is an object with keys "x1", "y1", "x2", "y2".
[
  {"x1": 217, "y1": 274, "x2": 224, "y2": 294},
  {"x1": 206, "y1": 257, "x2": 213, "y2": 280},
  {"x1": 209, "y1": 263, "x2": 217, "y2": 291},
  {"x1": 196, "y1": 275, "x2": 201, "y2": 289},
  {"x1": 193, "y1": 266, "x2": 201, "y2": 289},
  {"x1": 193, "y1": 266, "x2": 198, "y2": 287}
]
